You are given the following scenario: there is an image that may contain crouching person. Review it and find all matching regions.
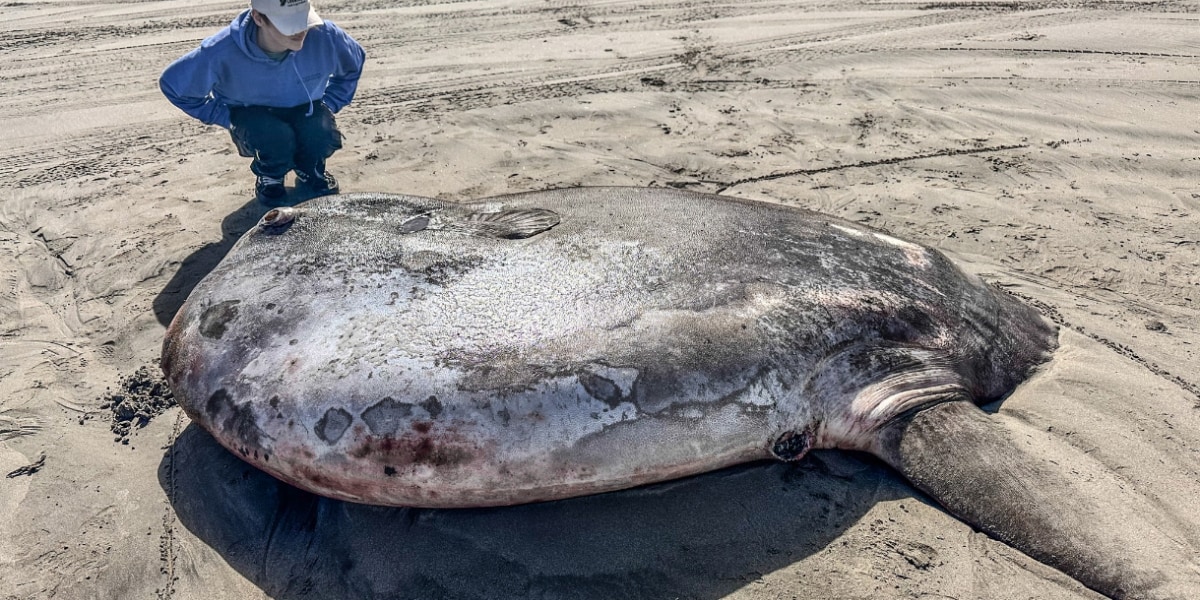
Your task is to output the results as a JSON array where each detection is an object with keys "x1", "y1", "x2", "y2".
[{"x1": 160, "y1": 0, "x2": 365, "y2": 204}]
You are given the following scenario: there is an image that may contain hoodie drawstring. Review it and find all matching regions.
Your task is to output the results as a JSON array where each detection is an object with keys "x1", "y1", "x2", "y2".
[{"x1": 291, "y1": 58, "x2": 314, "y2": 117}]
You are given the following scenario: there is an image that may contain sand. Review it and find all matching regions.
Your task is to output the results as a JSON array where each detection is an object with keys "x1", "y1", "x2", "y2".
[{"x1": 1, "y1": 0, "x2": 1198, "y2": 598}]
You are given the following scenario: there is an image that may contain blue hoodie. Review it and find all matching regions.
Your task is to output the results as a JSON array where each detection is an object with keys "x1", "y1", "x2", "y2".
[{"x1": 160, "y1": 10, "x2": 365, "y2": 129}]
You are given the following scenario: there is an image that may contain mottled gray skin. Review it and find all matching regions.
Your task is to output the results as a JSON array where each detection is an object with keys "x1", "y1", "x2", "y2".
[
  {"x1": 164, "y1": 187, "x2": 1050, "y2": 506},
  {"x1": 162, "y1": 188, "x2": 1195, "y2": 599}
]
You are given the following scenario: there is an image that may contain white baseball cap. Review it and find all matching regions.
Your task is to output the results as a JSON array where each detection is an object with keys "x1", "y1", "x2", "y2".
[{"x1": 250, "y1": 0, "x2": 323, "y2": 36}]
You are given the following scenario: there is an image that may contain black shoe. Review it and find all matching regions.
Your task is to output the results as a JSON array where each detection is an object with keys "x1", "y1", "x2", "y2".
[
  {"x1": 255, "y1": 175, "x2": 287, "y2": 204},
  {"x1": 295, "y1": 169, "x2": 339, "y2": 196}
]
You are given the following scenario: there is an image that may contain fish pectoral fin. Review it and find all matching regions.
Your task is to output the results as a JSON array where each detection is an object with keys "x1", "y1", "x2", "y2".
[
  {"x1": 878, "y1": 400, "x2": 1199, "y2": 600},
  {"x1": 433, "y1": 208, "x2": 561, "y2": 239}
]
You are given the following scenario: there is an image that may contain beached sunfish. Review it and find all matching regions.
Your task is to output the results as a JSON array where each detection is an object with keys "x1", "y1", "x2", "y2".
[{"x1": 162, "y1": 187, "x2": 1196, "y2": 599}]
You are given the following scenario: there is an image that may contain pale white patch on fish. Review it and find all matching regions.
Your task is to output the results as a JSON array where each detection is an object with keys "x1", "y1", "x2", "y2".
[
  {"x1": 830, "y1": 223, "x2": 869, "y2": 238},
  {"x1": 871, "y1": 232, "x2": 931, "y2": 268},
  {"x1": 831, "y1": 224, "x2": 930, "y2": 268}
]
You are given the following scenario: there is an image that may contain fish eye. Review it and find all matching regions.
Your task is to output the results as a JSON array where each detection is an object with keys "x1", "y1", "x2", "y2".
[{"x1": 259, "y1": 207, "x2": 297, "y2": 228}]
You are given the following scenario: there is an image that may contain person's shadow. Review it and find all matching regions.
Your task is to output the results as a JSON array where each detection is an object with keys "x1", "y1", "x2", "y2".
[
  {"x1": 154, "y1": 187, "x2": 321, "y2": 327},
  {"x1": 153, "y1": 199, "x2": 263, "y2": 327},
  {"x1": 162, "y1": 425, "x2": 906, "y2": 600}
]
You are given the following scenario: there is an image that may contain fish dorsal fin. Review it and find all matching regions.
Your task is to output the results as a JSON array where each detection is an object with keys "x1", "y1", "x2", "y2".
[{"x1": 433, "y1": 208, "x2": 560, "y2": 239}]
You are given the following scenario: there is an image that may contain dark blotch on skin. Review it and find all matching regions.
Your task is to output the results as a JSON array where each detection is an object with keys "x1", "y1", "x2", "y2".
[
  {"x1": 315, "y1": 407, "x2": 353, "y2": 444},
  {"x1": 398, "y1": 214, "x2": 430, "y2": 234},
  {"x1": 420, "y1": 395, "x2": 443, "y2": 419},
  {"x1": 882, "y1": 305, "x2": 937, "y2": 343},
  {"x1": 350, "y1": 435, "x2": 473, "y2": 468},
  {"x1": 579, "y1": 372, "x2": 623, "y2": 408},
  {"x1": 848, "y1": 347, "x2": 923, "y2": 374},
  {"x1": 408, "y1": 253, "x2": 484, "y2": 286},
  {"x1": 204, "y1": 388, "x2": 229, "y2": 419},
  {"x1": 384, "y1": 466, "x2": 397, "y2": 476},
  {"x1": 772, "y1": 429, "x2": 813, "y2": 462},
  {"x1": 361, "y1": 397, "x2": 414, "y2": 436},
  {"x1": 198, "y1": 300, "x2": 240, "y2": 339},
  {"x1": 412, "y1": 438, "x2": 471, "y2": 467},
  {"x1": 206, "y1": 388, "x2": 267, "y2": 455}
]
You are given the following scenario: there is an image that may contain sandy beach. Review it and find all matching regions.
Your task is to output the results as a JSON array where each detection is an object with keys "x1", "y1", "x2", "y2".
[{"x1": 2, "y1": 0, "x2": 1199, "y2": 598}]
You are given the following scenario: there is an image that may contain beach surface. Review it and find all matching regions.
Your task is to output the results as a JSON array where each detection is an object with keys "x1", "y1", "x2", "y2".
[{"x1": 1, "y1": 0, "x2": 1198, "y2": 598}]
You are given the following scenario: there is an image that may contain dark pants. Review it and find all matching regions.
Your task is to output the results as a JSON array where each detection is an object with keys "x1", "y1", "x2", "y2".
[{"x1": 229, "y1": 102, "x2": 343, "y2": 179}]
